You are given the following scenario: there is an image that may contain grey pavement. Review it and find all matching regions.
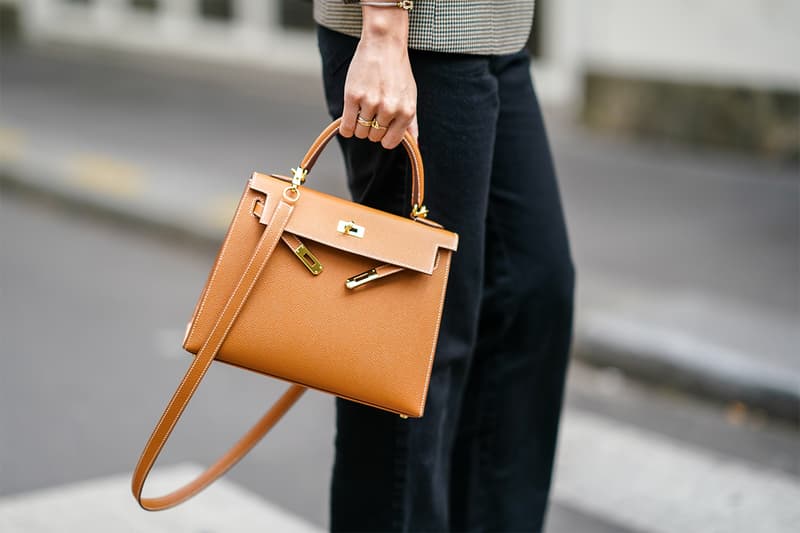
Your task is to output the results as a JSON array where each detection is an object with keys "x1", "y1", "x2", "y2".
[
  {"x1": 1, "y1": 43, "x2": 797, "y2": 420},
  {"x1": 2, "y1": 190, "x2": 798, "y2": 531}
]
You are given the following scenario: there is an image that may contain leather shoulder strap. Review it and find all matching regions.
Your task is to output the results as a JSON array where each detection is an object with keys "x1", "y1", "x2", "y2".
[{"x1": 132, "y1": 197, "x2": 306, "y2": 511}]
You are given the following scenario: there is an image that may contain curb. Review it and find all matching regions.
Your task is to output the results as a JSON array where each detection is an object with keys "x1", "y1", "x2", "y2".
[
  {"x1": 575, "y1": 314, "x2": 799, "y2": 422},
  {"x1": 0, "y1": 161, "x2": 223, "y2": 248},
  {"x1": 3, "y1": 165, "x2": 798, "y2": 423}
]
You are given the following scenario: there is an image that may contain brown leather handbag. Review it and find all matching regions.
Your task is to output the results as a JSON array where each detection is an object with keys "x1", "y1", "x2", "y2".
[{"x1": 132, "y1": 118, "x2": 458, "y2": 510}]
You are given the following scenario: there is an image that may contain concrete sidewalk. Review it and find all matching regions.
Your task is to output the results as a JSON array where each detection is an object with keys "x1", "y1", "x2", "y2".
[{"x1": 1, "y1": 44, "x2": 798, "y2": 421}]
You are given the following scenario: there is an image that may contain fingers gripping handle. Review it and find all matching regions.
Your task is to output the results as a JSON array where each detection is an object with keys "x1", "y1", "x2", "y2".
[{"x1": 298, "y1": 118, "x2": 426, "y2": 217}]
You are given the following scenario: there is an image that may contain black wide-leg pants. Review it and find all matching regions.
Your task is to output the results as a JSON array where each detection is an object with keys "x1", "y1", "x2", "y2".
[{"x1": 318, "y1": 25, "x2": 575, "y2": 533}]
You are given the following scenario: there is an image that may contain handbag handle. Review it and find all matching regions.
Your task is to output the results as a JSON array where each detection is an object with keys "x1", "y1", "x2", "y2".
[{"x1": 298, "y1": 118, "x2": 428, "y2": 218}]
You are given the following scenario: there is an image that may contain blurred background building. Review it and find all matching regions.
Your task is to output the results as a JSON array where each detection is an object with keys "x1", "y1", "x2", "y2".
[{"x1": 2, "y1": 0, "x2": 798, "y2": 157}]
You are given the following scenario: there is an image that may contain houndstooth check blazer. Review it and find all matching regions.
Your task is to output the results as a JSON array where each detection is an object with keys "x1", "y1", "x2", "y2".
[{"x1": 313, "y1": 1, "x2": 535, "y2": 55}]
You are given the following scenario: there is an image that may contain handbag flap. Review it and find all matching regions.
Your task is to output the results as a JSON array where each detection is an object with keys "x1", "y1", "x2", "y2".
[{"x1": 249, "y1": 172, "x2": 458, "y2": 275}]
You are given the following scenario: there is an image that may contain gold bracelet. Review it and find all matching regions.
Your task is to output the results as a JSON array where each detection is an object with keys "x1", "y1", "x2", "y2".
[{"x1": 358, "y1": 1, "x2": 413, "y2": 11}]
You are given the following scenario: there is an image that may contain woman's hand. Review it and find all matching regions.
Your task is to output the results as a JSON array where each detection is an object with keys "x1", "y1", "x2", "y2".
[{"x1": 340, "y1": 7, "x2": 418, "y2": 149}]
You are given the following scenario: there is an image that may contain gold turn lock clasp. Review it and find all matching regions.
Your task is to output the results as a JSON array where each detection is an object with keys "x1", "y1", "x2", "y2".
[
  {"x1": 411, "y1": 204, "x2": 429, "y2": 219},
  {"x1": 294, "y1": 244, "x2": 323, "y2": 275},
  {"x1": 345, "y1": 268, "x2": 379, "y2": 289},
  {"x1": 337, "y1": 220, "x2": 365, "y2": 238},
  {"x1": 290, "y1": 166, "x2": 307, "y2": 187}
]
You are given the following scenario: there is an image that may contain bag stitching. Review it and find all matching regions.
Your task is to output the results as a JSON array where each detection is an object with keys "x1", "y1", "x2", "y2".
[
  {"x1": 137, "y1": 201, "x2": 291, "y2": 503},
  {"x1": 186, "y1": 184, "x2": 263, "y2": 348},
  {"x1": 416, "y1": 251, "x2": 453, "y2": 415}
]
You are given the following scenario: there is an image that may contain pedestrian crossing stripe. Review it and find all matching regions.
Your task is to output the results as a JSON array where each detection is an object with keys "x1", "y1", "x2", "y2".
[
  {"x1": 552, "y1": 410, "x2": 800, "y2": 533},
  {"x1": 1, "y1": 408, "x2": 798, "y2": 532},
  {"x1": 0, "y1": 464, "x2": 322, "y2": 533}
]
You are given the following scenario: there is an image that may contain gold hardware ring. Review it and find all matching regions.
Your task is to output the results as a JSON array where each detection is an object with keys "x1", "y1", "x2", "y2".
[{"x1": 283, "y1": 186, "x2": 301, "y2": 203}]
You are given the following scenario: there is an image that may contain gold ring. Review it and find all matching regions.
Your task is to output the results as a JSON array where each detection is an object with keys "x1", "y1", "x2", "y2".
[
  {"x1": 370, "y1": 119, "x2": 387, "y2": 130},
  {"x1": 357, "y1": 114, "x2": 373, "y2": 128}
]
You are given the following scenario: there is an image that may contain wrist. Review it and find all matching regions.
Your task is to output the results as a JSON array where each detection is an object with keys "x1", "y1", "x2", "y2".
[{"x1": 360, "y1": 6, "x2": 409, "y2": 45}]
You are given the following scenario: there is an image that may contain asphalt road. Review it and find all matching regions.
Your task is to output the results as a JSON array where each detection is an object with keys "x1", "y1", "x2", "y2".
[{"x1": 2, "y1": 190, "x2": 797, "y2": 531}]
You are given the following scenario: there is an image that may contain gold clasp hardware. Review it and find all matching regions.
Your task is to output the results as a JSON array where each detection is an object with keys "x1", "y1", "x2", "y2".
[
  {"x1": 290, "y1": 166, "x2": 307, "y2": 190},
  {"x1": 337, "y1": 220, "x2": 365, "y2": 238},
  {"x1": 294, "y1": 244, "x2": 323, "y2": 275},
  {"x1": 285, "y1": 167, "x2": 307, "y2": 202},
  {"x1": 411, "y1": 204, "x2": 429, "y2": 219},
  {"x1": 345, "y1": 268, "x2": 378, "y2": 289}
]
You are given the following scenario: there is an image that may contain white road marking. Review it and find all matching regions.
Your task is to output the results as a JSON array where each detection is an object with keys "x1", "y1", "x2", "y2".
[
  {"x1": 552, "y1": 409, "x2": 800, "y2": 533},
  {"x1": 0, "y1": 464, "x2": 322, "y2": 533},
  {"x1": 1, "y1": 410, "x2": 797, "y2": 533}
]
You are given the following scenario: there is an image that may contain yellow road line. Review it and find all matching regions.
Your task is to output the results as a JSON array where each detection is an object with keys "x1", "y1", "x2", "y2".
[
  {"x1": 0, "y1": 127, "x2": 24, "y2": 162},
  {"x1": 204, "y1": 194, "x2": 241, "y2": 228},
  {"x1": 67, "y1": 154, "x2": 145, "y2": 198}
]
